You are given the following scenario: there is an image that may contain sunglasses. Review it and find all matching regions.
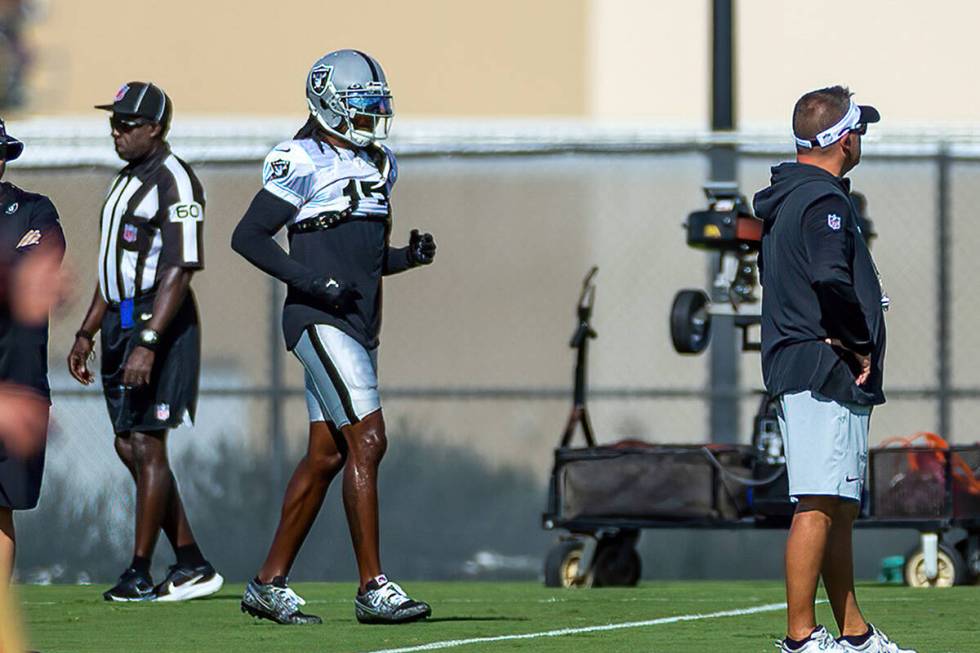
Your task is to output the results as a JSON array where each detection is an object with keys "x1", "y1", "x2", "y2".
[
  {"x1": 110, "y1": 116, "x2": 152, "y2": 132},
  {"x1": 849, "y1": 123, "x2": 868, "y2": 136}
]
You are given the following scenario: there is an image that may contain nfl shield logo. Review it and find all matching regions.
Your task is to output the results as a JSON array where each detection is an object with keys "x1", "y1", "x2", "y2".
[
  {"x1": 310, "y1": 65, "x2": 333, "y2": 96},
  {"x1": 827, "y1": 213, "x2": 842, "y2": 231},
  {"x1": 123, "y1": 224, "x2": 138, "y2": 243},
  {"x1": 155, "y1": 403, "x2": 170, "y2": 421}
]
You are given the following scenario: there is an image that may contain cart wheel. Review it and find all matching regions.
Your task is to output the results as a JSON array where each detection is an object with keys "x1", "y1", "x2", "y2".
[
  {"x1": 544, "y1": 540, "x2": 592, "y2": 588},
  {"x1": 955, "y1": 537, "x2": 980, "y2": 584},
  {"x1": 904, "y1": 543, "x2": 967, "y2": 587},
  {"x1": 670, "y1": 290, "x2": 711, "y2": 354},
  {"x1": 592, "y1": 539, "x2": 642, "y2": 587}
]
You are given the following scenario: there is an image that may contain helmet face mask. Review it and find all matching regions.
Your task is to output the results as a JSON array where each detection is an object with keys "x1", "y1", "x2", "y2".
[{"x1": 306, "y1": 50, "x2": 394, "y2": 148}]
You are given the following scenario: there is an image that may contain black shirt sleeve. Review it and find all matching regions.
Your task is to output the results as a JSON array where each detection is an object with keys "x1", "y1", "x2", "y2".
[
  {"x1": 231, "y1": 189, "x2": 317, "y2": 292},
  {"x1": 802, "y1": 194, "x2": 872, "y2": 354},
  {"x1": 23, "y1": 196, "x2": 66, "y2": 262},
  {"x1": 383, "y1": 244, "x2": 412, "y2": 276}
]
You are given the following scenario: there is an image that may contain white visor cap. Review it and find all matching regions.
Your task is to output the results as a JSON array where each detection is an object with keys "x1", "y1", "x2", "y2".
[{"x1": 794, "y1": 100, "x2": 880, "y2": 149}]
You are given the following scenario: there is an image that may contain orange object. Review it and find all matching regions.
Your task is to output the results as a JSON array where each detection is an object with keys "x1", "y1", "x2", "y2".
[{"x1": 877, "y1": 432, "x2": 980, "y2": 495}]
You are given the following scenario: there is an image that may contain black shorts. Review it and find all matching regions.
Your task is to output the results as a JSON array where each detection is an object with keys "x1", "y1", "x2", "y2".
[
  {"x1": 100, "y1": 292, "x2": 200, "y2": 434},
  {"x1": 0, "y1": 413, "x2": 47, "y2": 510}
]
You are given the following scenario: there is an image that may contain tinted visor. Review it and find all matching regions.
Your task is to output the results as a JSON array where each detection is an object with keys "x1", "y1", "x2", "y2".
[{"x1": 346, "y1": 93, "x2": 393, "y2": 116}]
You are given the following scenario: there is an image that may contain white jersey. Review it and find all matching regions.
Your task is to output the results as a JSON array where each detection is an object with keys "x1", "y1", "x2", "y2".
[{"x1": 261, "y1": 138, "x2": 397, "y2": 222}]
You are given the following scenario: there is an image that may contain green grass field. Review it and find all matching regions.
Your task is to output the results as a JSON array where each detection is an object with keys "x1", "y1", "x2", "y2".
[{"x1": 17, "y1": 581, "x2": 979, "y2": 653}]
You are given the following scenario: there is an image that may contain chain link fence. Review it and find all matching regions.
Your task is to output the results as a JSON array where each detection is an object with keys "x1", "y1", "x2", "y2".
[{"x1": 5, "y1": 123, "x2": 977, "y2": 582}]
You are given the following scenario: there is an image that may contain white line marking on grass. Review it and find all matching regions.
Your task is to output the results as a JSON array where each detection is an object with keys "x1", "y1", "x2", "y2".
[{"x1": 364, "y1": 601, "x2": 788, "y2": 653}]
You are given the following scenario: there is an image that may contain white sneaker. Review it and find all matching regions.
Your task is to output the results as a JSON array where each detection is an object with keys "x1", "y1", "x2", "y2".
[
  {"x1": 837, "y1": 625, "x2": 916, "y2": 653},
  {"x1": 777, "y1": 626, "x2": 848, "y2": 652}
]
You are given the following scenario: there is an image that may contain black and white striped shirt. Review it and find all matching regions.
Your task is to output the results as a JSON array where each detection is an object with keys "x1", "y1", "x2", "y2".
[{"x1": 98, "y1": 145, "x2": 205, "y2": 303}]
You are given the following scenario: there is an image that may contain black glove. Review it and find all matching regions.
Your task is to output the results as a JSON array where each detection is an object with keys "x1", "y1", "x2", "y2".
[
  {"x1": 408, "y1": 229, "x2": 436, "y2": 266},
  {"x1": 305, "y1": 276, "x2": 358, "y2": 310}
]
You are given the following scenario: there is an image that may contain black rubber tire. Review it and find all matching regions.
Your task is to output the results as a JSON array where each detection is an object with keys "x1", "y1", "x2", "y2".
[
  {"x1": 670, "y1": 289, "x2": 711, "y2": 354},
  {"x1": 904, "y1": 542, "x2": 967, "y2": 587},
  {"x1": 543, "y1": 540, "x2": 591, "y2": 589},
  {"x1": 954, "y1": 537, "x2": 980, "y2": 585},
  {"x1": 592, "y1": 540, "x2": 642, "y2": 587}
]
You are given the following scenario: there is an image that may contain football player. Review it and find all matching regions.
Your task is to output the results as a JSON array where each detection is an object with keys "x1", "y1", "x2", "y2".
[{"x1": 232, "y1": 50, "x2": 436, "y2": 626}]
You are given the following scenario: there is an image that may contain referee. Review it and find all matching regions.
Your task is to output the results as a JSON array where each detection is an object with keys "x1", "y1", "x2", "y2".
[
  {"x1": 0, "y1": 117, "x2": 65, "y2": 586},
  {"x1": 66, "y1": 82, "x2": 222, "y2": 602}
]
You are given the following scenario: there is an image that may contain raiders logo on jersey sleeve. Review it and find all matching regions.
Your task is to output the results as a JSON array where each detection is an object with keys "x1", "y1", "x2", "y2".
[{"x1": 269, "y1": 159, "x2": 291, "y2": 180}]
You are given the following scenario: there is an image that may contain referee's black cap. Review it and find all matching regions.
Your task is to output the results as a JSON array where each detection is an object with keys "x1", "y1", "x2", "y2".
[{"x1": 95, "y1": 82, "x2": 172, "y2": 127}]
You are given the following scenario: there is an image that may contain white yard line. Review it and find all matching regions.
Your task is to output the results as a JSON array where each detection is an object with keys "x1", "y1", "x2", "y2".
[{"x1": 365, "y1": 601, "x2": 788, "y2": 653}]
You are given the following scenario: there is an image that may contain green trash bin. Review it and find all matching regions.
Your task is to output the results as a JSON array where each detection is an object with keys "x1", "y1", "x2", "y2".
[{"x1": 878, "y1": 555, "x2": 905, "y2": 584}]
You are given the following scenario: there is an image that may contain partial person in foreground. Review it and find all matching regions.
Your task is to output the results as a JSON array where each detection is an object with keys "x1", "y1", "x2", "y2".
[
  {"x1": 0, "y1": 117, "x2": 66, "y2": 584},
  {"x1": 754, "y1": 86, "x2": 910, "y2": 653},
  {"x1": 232, "y1": 50, "x2": 436, "y2": 626},
  {"x1": 66, "y1": 82, "x2": 222, "y2": 602}
]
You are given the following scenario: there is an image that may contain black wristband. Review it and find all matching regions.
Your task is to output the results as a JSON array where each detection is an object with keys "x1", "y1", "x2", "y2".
[{"x1": 75, "y1": 329, "x2": 95, "y2": 343}]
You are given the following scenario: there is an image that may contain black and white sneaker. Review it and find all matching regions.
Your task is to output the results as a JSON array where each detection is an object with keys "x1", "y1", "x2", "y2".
[
  {"x1": 103, "y1": 567, "x2": 154, "y2": 602},
  {"x1": 837, "y1": 624, "x2": 917, "y2": 653},
  {"x1": 241, "y1": 577, "x2": 322, "y2": 625},
  {"x1": 354, "y1": 575, "x2": 431, "y2": 624},
  {"x1": 777, "y1": 626, "x2": 848, "y2": 652},
  {"x1": 152, "y1": 562, "x2": 224, "y2": 602}
]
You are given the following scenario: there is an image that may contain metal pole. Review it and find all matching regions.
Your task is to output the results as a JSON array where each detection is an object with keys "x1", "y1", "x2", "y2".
[
  {"x1": 268, "y1": 276, "x2": 286, "y2": 489},
  {"x1": 709, "y1": 0, "x2": 740, "y2": 443},
  {"x1": 712, "y1": 0, "x2": 735, "y2": 133},
  {"x1": 936, "y1": 146, "x2": 952, "y2": 440}
]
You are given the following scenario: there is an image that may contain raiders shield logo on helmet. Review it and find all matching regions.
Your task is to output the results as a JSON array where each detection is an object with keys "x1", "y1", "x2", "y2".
[{"x1": 310, "y1": 65, "x2": 333, "y2": 96}]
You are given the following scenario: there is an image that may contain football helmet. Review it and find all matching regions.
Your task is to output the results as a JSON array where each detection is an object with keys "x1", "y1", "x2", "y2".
[{"x1": 306, "y1": 50, "x2": 393, "y2": 147}]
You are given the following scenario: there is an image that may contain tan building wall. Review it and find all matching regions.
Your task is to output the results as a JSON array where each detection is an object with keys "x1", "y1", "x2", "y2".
[
  {"x1": 592, "y1": 0, "x2": 980, "y2": 127},
  {"x1": 16, "y1": 1, "x2": 980, "y2": 126},
  {"x1": 588, "y1": 0, "x2": 708, "y2": 121},
  {"x1": 737, "y1": 1, "x2": 980, "y2": 127},
  {"x1": 23, "y1": 0, "x2": 588, "y2": 118}
]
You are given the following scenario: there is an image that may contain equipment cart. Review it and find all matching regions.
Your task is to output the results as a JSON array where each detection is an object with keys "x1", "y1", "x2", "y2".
[{"x1": 541, "y1": 267, "x2": 980, "y2": 589}]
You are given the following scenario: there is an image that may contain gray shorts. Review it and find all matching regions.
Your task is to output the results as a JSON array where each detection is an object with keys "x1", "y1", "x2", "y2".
[
  {"x1": 293, "y1": 324, "x2": 380, "y2": 428},
  {"x1": 778, "y1": 390, "x2": 871, "y2": 502}
]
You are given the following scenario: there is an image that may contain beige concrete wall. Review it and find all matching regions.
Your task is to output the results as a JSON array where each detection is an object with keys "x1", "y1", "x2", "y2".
[
  {"x1": 588, "y1": 0, "x2": 708, "y2": 122},
  {"x1": 18, "y1": 1, "x2": 980, "y2": 126},
  {"x1": 736, "y1": 1, "x2": 980, "y2": 127},
  {"x1": 25, "y1": 0, "x2": 588, "y2": 117},
  {"x1": 590, "y1": 0, "x2": 980, "y2": 127}
]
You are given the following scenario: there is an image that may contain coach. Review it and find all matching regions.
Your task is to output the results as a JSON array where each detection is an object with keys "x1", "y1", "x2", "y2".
[
  {"x1": 67, "y1": 82, "x2": 221, "y2": 602},
  {"x1": 0, "y1": 118, "x2": 65, "y2": 586},
  {"x1": 753, "y1": 87, "x2": 912, "y2": 653}
]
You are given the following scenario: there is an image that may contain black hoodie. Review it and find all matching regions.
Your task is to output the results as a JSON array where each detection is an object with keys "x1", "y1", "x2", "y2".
[{"x1": 753, "y1": 162, "x2": 886, "y2": 406}]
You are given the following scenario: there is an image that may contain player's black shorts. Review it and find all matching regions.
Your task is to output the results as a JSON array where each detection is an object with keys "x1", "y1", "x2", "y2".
[
  {"x1": 100, "y1": 291, "x2": 200, "y2": 434},
  {"x1": 0, "y1": 408, "x2": 47, "y2": 510}
]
